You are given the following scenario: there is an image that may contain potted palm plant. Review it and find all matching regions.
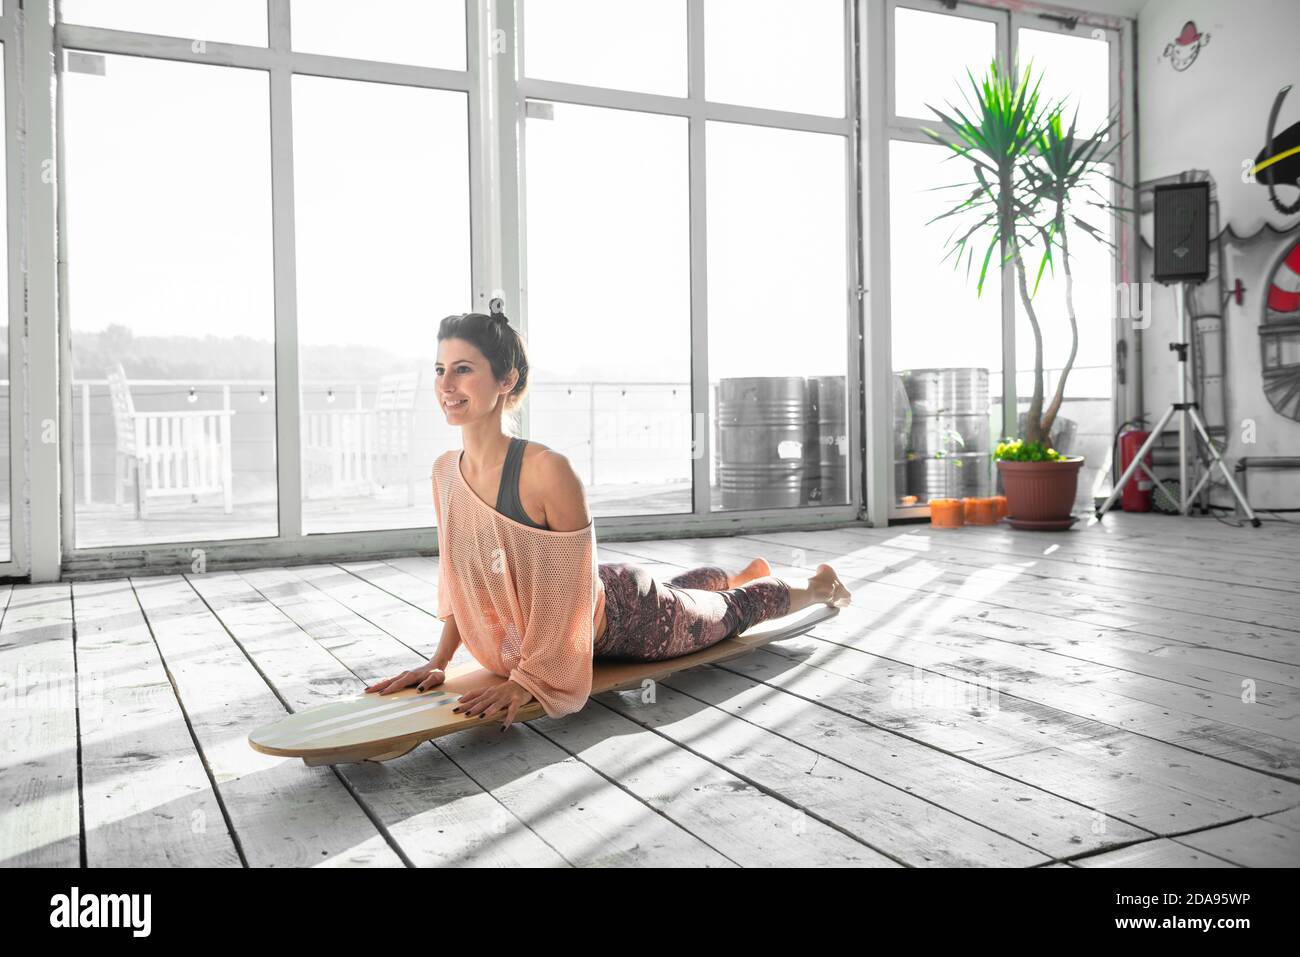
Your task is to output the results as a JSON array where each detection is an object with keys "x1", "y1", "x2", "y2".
[{"x1": 922, "y1": 58, "x2": 1125, "y2": 529}]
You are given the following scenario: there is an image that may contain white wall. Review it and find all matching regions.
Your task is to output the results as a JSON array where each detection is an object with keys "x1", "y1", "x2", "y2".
[{"x1": 1137, "y1": 0, "x2": 1300, "y2": 509}]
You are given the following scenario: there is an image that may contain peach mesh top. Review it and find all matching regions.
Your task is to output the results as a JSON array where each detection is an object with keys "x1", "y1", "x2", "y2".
[{"x1": 431, "y1": 449, "x2": 607, "y2": 719}]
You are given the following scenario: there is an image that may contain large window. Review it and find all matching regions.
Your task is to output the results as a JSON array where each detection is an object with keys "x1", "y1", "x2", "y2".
[
  {"x1": 708, "y1": 122, "x2": 850, "y2": 509},
  {"x1": 884, "y1": 1, "x2": 1122, "y2": 516},
  {"x1": 523, "y1": 102, "x2": 691, "y2": 516},
  {"x1": 1014, "y1": 164, "x2": 1117, "y2": 507},
  {"x1": 293, "y1": 76, "x2": 470, "y2": 534},
  {"x1": 1014, "y1": 23, "x2": 1116, "y2": 507},
  {"x1": 63, "y1": 53, "x2": 277, "y2": 547},
  {"x1": 889, "y1": 139, "x2": 1004, "y2": 509},
  {"x1": 57, "y1": 1, "x2": 475, "y2": 560},
  {"x1": 47, "y1": 0, "x2": 854, "y2": 573},
  {"x1": 521, "y1": 0, "x2": 855, "y2": 520},
  {"x1": 4, "y1": 1, "x2": 1137, "y2": 573}
]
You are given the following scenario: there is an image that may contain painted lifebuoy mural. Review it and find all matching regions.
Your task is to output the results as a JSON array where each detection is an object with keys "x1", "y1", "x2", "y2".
[
  {"x1": 1262, "y1": 239, "x2": 1300, "y2": 420},
  {"x1": 1253, "y1": 83, "x2": 1300, "y2": 423}
]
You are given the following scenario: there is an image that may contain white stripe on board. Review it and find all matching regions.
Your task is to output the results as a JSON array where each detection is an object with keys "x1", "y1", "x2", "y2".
[
  {"x1": 259, "y1": 695, "x2": 459, "y2": 747},
  {"x1": 268, "y1": 690, "x2": 454, "y2": 737}
]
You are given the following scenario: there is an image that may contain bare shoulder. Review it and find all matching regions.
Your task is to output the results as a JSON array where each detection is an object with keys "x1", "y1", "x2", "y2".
[{"x1": 522, "y1": 443, "x2": 591, "y2": 532}]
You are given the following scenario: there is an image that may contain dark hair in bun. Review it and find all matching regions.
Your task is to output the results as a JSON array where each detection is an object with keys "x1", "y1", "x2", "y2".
[{"x1": 437, "y1": 309, "x2": 531, "y2": 421}]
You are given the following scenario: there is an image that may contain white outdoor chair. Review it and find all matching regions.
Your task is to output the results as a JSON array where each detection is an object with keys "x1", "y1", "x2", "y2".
[
  {"x1": 374, "y1": 372, "x2": 421, "y2": 506},
  {"x1": 107, "y1": 364, "x2": 236, "y2": 518},
  {"x1": 303, "y1": 371, "x2": 425, "y2": 505}
]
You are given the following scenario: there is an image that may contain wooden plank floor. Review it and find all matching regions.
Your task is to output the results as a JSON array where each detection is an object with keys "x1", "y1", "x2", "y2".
[{"x1": 3, "y1": 511, "x2": 1298, "y2": 867}]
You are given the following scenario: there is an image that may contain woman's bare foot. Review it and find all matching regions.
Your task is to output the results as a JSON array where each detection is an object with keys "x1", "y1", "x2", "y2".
[
  {"x1": 811, "y1": 563, "x2": 852, "y2": 608},
  {"x1": 728, "y1": 557, "x2": 771, "y2": 588}
]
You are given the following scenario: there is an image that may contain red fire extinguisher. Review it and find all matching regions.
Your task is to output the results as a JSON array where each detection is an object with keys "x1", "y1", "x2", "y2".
[{"x1": 1119, "y1": 429, "x2": 1152, "y2": 512}]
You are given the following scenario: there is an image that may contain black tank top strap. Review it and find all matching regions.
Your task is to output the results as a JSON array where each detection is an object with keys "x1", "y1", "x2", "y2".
[{"x1": 495, "y1": 437, "x2": 548, "y2": 529}]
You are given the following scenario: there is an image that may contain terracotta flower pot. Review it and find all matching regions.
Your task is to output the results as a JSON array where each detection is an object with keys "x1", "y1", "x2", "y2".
[{"x1": 996, "y1": 456, "x2": 1084, "y2": 530}]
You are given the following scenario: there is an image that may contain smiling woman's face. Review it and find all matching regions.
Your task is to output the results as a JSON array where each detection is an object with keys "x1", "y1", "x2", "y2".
[{"x1": 435, "y1": 337, "x2": 516, "y2": 423}]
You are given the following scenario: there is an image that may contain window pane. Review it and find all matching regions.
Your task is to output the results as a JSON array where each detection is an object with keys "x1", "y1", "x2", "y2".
[
  {"x1": 894, "y1": 7, "x2": 996, "y2": 121},
  {"x1": 707, "y1": 122, "x2": 849, "y2": 510},
  {"x1": 293, "y1": 76, "x2": 470, "y2": 534},
  {"x1": 889, "y1": 140, "x2": 1003, "y2": 509},
  {"x1": 1017, "y1": 28, "x2": 1112, "y2": 136},
  {"x1": 1015, "y1": 165, "x2": 1116, "y2": 508},
  {"x1": 524, "y1": 103, "x2": 691, "y2": 516},
  {"x1": 63, "y1": 54, "x2": 275, "y2": 547},
  {"x1": 523, "y1": 0, "x2": 687, "y2": 96},
  {"x1": 705, "y1": 0, "x2": 844, "y2": 116},
  {"x1": 59, "y1": 1, "x2": 268, "y2": 46},
  {"x1": 291, "y1": 0, "x2": 466, "y2": 70}
]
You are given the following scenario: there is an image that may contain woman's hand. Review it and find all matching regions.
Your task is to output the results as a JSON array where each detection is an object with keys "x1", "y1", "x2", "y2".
[
  {"x1": 364, "y1": 661, "x2": 446, "y2": 695},
  {"x1": 454, "y1": 679, "x2": 535, "y2": 730}
]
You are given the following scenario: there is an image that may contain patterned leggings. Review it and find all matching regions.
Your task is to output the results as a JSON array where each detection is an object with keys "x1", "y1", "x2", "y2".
[{"x1": 593, "y1": 563, "x2": 792, "y2": 662}]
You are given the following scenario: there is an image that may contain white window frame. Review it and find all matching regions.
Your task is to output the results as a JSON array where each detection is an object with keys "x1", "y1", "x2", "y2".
[
  {"x1": 866, "y1": 0, "x2": 1136, "y2": 522},
  {"x1": 1, "y1": 0, "x2": 26, "y2": 578},
  {"x1": 3, "y1": 0, "x2": 1139, "y2": 578},
  {"x1": 509, "y1": 0, "x2": 864, "y2": 535},
  {"x1": 49, "y1": 0, "x2": 487, "y2": 577},
  {"x1": 15, "y1": 0, "x2": 863, "y2": 580}
]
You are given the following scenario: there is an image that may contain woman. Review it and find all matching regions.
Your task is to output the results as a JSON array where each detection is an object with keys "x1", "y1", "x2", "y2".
[{"x1": 365, "y1": 310, "x2": 851, "y2": 730}]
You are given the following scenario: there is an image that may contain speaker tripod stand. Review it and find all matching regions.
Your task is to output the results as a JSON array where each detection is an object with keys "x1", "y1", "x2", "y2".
[{"x1": 1096, "y1": 282, "x2": 1260, "y2": 526}]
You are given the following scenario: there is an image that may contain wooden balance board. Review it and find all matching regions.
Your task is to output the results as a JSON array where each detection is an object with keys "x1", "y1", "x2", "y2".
[{"x1": 249, "y1": 602, "x2": 840, "y2": 767}]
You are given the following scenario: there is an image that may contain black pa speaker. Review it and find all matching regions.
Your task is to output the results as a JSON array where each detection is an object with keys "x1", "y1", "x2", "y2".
[{"x1": 1152, "y1": 182, "x2": 1210, "y2": 284}]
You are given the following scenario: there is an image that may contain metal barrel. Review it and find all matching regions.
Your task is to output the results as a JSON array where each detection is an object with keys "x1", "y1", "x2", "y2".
[
  {"x1": 806, "y1": 375, "x2": 847, "y2": 505},
  {"x1": 716, "y1": 376, "x2": 812, "y2": 509},
  {"x1": 902, "y1": 368, "x2": 992, "y2": 500},
  {"x1": 904, "y1": 367, "x2": 989, "y2": 414},
  {"x1": 906, "y1": 453, "x2": 991, "y2": 499}
]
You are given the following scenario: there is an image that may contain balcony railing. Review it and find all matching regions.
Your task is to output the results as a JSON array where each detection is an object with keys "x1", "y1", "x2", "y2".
[{"x1": 37, "y1": 368, "x2": 1112, "y2": 507}]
